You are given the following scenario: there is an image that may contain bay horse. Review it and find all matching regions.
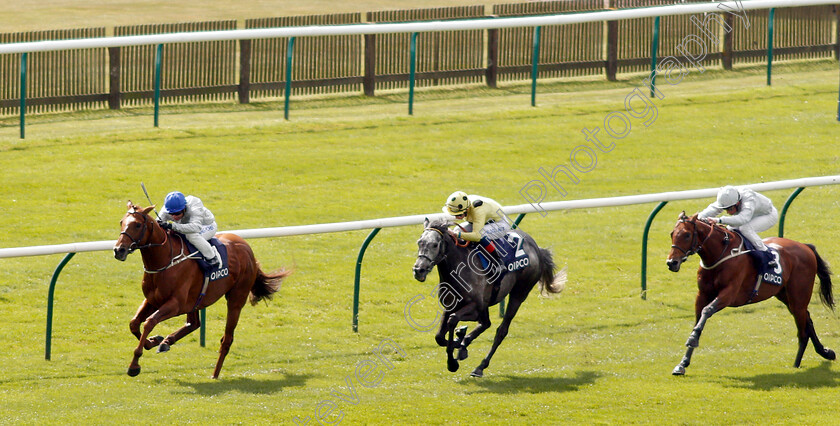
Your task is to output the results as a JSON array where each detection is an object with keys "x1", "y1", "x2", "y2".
[
  {"x1": 113, "y1": 202, "x2": 291, "y2": 379},
  {"x1": 412, "y1": 217, "x2": 566, "y2": 377},
  {"x1": 666, "y1": 212, "x2": 834, "y2": 375}
]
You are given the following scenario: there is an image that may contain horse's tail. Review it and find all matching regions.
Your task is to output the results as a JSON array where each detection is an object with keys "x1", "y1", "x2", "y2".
[
  {"x1": 249, "y1": 265, "x2": 293, "y2": 306},
  {"x1": 537, "y1": 247, "x2": 566, "y2": 296},
  {"x1": 806, "y1": 244, "x2": 834, "y2": 311}
]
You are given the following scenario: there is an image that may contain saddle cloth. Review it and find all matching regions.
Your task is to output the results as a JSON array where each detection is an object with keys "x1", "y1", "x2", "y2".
[
  {"x1": 476, "y1": 231, "x2": 530, "y2": 274},
  {"x1": 734, "y1": 230, "x2": 783, "y2": 286},
  {"x1": 182, "y1": 237, "x2": 229, "y2": 281}
]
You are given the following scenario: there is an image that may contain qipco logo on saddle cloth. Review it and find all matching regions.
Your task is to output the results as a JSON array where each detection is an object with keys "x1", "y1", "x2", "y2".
[{"x1": 210, "y1": 267, "x2": 229, "y2": 281}]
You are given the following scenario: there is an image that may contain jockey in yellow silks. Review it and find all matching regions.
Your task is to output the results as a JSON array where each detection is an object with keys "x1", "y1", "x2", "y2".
[{"x1": 442, "y1": 191, "x2": 511, "y2": 261}]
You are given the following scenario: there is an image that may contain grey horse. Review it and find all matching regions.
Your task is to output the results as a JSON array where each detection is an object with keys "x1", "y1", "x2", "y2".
[{"x1": 413, "y1": 217, "x2": 566, "y2": 377}]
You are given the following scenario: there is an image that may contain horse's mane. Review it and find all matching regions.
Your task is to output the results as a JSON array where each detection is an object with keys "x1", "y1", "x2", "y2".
[
  {"x1": 683, "y1": 212, "x2": 742, "y2": 244},
  {"x1": 426, "y1": 217, "x2": 454, "y2": 230}
]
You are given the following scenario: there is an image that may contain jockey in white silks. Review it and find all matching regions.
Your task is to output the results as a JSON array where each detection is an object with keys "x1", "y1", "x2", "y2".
[
  {"x1": 158, "y1": 191, "x2": 223, "y2": 267},
  {"x1": 698, "y1": 185, "x2": 779, "y2": 262}
]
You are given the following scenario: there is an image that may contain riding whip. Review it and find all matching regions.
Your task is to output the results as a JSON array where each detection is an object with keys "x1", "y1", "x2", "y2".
[{"x1": 140, "y1": 182, "x2": 161, "y2": 218}]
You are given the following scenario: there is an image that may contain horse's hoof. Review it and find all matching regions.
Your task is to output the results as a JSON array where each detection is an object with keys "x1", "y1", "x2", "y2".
[
  {"x1": 447, "y1": 358, "x2": 460, "y2": 372},
  {"x1": 458, "y1": 347, "x2": 468, "y2": 361},
  {"x1": 157, "y1": 342, "x2": 170, "y2": 353},
  {"x1": 825, "y1": 349, "x2": 836, "y2": 361},
  {"x1": 672, "y1": 365, "x2": 686, "y2": 376},
  {"x1": 470, "y1": 369, "x2": 484, "y2": 378},
  {"x1": 145, "y1": 335, "x2": 164, "y2": 350},
  {"x1": 127, "y1": 366, "x2": 141, "y2": 377}
]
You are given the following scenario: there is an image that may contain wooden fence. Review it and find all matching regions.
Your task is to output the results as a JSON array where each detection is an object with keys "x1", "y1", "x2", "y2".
[{"x1": 1, "y1": 0, "x2": 838, "y2": 116}]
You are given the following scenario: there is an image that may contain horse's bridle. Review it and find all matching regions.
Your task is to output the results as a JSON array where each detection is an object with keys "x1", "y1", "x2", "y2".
[
  {"x1": 120, "y1": 210, "x2": 167, "y2": 254},
  {"x1": 417, "y1": 227, "x2": 455, "y2": 267},
  {"x1": 671, "y1": 216, "x2": 732, "y2": 263}
]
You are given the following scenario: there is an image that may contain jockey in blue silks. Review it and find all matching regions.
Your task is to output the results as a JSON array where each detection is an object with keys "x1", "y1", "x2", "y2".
[{"x1": 158, "y1": 191, "x2": 222, "y2": 267}]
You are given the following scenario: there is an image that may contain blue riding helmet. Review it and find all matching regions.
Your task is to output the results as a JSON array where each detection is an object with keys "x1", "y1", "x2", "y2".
[{"x1": 163, "y1": 191, "x2": 187, "y2": 214}]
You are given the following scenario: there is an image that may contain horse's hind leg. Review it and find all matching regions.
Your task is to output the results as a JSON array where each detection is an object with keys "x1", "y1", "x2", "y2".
[
  {"x1": 212, "y1": 299, "x2": 247, "y2": 379},
  {"x1": 158, "y1": 310, "x2": 201, "y2": 353},
  {"x1": 779, "y1": 291, "x2": 825, "y2": 368},
  {"x1": 471, "y1": 296, "x2": 526, "y2": 378},
  {"x1": 806, "y1": 313, "x2": 835, "y2": 362},
  {"x1": 458, "y1": 309, "x2": 491, "y2": 361}
]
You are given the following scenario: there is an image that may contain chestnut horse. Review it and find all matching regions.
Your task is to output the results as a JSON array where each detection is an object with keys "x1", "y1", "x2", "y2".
[
  {"x1": 113, "y1": 202, "x2": 291, "y2": 379},
  {"x1": 666, "y1": 212, "x2": 835, "y2": 375}
]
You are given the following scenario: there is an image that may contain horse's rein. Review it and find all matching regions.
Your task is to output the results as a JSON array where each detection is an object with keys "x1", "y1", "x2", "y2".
[
  {"x1": 695, "y1": 220, "x2": 749, "y2": 270},
  {"x1": 671, "y1": 217, "x2": 723, "y2": 259},
  {"x1": 426, "y1": 225, "x2": 469, "y2": 247},
  {"x1": 143, "y1": 233, "x2": 197, "y2": 274}
]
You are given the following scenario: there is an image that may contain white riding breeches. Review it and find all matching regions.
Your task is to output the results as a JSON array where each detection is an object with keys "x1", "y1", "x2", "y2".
[
  {"x1": 184, "y1": 223, "x2": 218, "y2": 259},
  {"x1": 736, "y1": 209, "x2": 778, "y2": 251},
  {"x1": 481, "y1": 220, "x2": 512, "y2": 240}
]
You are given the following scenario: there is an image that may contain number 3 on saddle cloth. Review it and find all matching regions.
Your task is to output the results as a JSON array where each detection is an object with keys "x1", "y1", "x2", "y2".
[
  {"x1": 183, "y1": 237, "x2": 230, "y2": 281},
  {"x1": 733, "y1": 229, "x2": 783, "y2": 287}
]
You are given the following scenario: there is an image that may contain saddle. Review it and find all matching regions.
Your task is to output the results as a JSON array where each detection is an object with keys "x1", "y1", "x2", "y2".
[
  {"x1": 732, "y1": 229, "x2": 783, "y2": 287},
  {"x1": 179, "y1": 235, "x2": 230, "y2": 312},
  {"x1": 472, "y1": 231, "x2": 530, "y2": 275},
  {"x1": 182, "y1": 236, "x2": 229, "y2": 281}
]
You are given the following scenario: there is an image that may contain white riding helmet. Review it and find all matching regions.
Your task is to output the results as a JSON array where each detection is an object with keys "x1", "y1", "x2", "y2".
[
  {"x1": 443, "y1": 191, "x2": 471, "y2": 216},
  {"x1": 713, "y1": 185, "x2": 741, "y2": 209}
]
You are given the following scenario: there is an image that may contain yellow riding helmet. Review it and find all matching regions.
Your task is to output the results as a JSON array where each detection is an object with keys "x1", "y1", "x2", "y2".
[{"x1": 443, "y1": 191, "x2": 471, "y2": 216}]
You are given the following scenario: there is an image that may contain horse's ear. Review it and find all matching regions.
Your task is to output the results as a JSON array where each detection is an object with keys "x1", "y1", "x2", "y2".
[
  {"x1": 679, "y1": 211, "x2": 687, "y2": 220},
  {"x1": 424, "y1": 217, "x2": 429, "y2": 228},
  {"x1": 142, "y1": 205, "x2": 155, "y2": 215}
]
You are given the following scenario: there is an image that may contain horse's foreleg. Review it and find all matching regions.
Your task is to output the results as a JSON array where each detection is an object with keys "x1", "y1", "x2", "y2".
[
  {"x1": 129, "y1": 299, "x2": 163, "y2": 350},
  {"x1": 128, "y1": 299, "x2": 180, "y2": 377},
  {"x1": 458, "y1": 309, "x2": 491, "y2": 361},
  {"x1": 159, "y1": 311, "x2": 201, "y2": 353},
  {"x1": 445, "y1": 303, "x2": 476, "y2": 373},
  {"x1": 435, "y1": 309, "x2": 453, "y2": 347},
  {"x1": 471, "y1": 297, "x2": 525, "y2": 378},
  {"x1": 673, "y1": 297, "x2": 721, "y2": 376}
]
